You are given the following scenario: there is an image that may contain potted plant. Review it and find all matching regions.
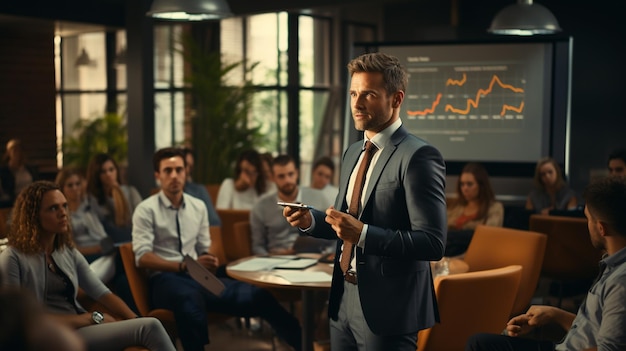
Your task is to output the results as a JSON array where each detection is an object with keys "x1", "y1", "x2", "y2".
[
  {"x1": 182, "y1": 35, "x2": 264, "y2": 184},
  {"x1": 62, "y1": 112, "x2": 128, "y2": 172}
]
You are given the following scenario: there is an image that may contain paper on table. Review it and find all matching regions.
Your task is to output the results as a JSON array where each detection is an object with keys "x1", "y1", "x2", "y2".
[
  {"x1": 274, "y1": 258, "x2": 318, "y2": 269},
  {"x1": 228, "y1": 257, "x2": 291, "y2": 271},
  {"x1": 273, "y1": 270, "x2": 332, "y2": 283}
]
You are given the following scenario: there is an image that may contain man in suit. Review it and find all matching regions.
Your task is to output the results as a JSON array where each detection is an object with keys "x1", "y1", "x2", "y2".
[{"x1": 283, "y1": 52, "x2": 447, "y2": 350}]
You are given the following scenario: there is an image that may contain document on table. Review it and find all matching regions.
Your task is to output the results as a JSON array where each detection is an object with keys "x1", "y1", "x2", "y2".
[
  {"x1": 273, "y1": 270, "x2": 332, "y2": 283},
  {"x1": 228, "y1": 257, "x2": 319, "y2": 271}
]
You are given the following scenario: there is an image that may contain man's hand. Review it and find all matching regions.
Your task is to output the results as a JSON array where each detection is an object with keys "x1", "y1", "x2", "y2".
[
  {"x1": 325, "y1": 207, "x2": 363, "y2": 244},
  {"x1": 283, "y1": 206, "x2": 313, "y2": 229},
  {"x1": 506, "y1": 305, "x2": 559, "y2": 337},
  {"x1": 197, "y1": 253, "x2": 219, "y2": 273}
]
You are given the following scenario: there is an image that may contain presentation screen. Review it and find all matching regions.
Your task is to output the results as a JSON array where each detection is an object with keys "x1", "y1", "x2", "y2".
[{"x1": 349, "y1": 38, "x2": 572, "y2": 177}]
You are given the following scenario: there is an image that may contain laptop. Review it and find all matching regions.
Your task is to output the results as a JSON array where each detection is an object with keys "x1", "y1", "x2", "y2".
[{"x1": 184, "y1": 255, "x2": 225, "y2": 296}]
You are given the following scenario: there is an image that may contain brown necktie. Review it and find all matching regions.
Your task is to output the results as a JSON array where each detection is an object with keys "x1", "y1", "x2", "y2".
[{"x1": 340, "y1": 140, "x2": 378, "y2": 274}]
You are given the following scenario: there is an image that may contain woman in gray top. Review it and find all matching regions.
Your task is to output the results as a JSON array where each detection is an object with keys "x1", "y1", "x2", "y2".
[
  {"x1": 526, "y1": 157, "x2": 578, "y2": 214},
  {"x1": 0, "y1": 181, "x2": 175, "y2": 351}
]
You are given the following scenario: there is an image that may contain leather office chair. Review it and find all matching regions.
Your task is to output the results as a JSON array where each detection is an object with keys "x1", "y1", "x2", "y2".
[
  {"x1": 529, "y1": 214, "x2": 602, "y2": 307},
  {"x1": 416, "y1": 265, "x2": 523, "y2": 351},
  {"x1": 0, "y1": 207, "x2": 11, "y2": 239},
  {"x1": 216, "y1": 209, "x2": 251, "y2": 263},
  {"x1": 208, "y1": 225, "x2": 227, "y2": 265},
  {"x1": 205, "y1": 184, "x2": 221, "y2": 206},
  {"x1": 462, "y1": 225, "x2": 547, "y2": 316}
]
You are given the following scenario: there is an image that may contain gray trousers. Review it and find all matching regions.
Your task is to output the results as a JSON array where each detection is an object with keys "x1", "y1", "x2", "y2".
[
  {"x1": 330, "y1": 280, "x2": 417, "y2": 351},
  {"x1": 76, "y1": 317, "x2": 176, "y2": 351}
]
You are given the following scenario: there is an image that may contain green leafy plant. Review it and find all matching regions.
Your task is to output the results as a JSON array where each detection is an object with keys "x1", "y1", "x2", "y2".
[
  {"x1": 182, "y1": 35, "x2": 264, "y2": 184},
  {"x1": 62, "y1": 112, "x2": 128, "y2": 170}
]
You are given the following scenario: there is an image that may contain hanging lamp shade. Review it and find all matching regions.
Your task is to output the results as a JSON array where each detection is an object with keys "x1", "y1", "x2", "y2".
[
  {"x1": 75, "y1": 48, "x2": 91, "y2": 67},
  {"x1": 147, "y1": 0, "x2": 233, "y2": 21},
  {"x1": 488, "y1": 0, "x2": 562, "y2": 36}
]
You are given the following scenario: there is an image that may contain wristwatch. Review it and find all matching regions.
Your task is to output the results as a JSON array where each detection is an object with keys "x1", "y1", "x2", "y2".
[{"x1": 91, "y1": 311, "x2": 104, "y2": 324}]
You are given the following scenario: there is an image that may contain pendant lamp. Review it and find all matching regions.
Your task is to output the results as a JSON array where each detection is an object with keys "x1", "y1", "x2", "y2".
[{"x1": 488, "y1": 0, "x2": 562, "y2": 36}]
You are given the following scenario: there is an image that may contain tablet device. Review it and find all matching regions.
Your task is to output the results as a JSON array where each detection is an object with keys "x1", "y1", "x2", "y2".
[
  {"x1": 184, "y1": 255, "x2": 225, "y2": 296},
  {"x1": 277, "y1": 201, "x2": 314, "y2": 210}
]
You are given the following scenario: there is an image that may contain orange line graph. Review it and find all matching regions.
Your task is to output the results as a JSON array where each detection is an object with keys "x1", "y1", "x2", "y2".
[
  {"x1": 407, "y1": 93, "x2": 442, "y2": 116},
  {"x1": 501, "y1": 101, "x2": 524, "y2": 115},
  {"x1": 444, "y1": 74, "x2": 524, "y2": 115},
  {"x1": 446, "y1": 73, "x2": 466, "y2": 86}
]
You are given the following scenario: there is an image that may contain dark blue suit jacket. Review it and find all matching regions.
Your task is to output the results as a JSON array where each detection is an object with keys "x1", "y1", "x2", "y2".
[{"x1": 309, "y1": 126, "x2": 447, "y2": 336}]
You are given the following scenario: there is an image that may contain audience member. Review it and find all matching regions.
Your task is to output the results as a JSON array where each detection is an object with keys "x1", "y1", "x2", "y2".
[
  {"x1": 607, "y1": 148, "x2": 626, "y2": 176},
  {"x1": 86, "y1": 153, "x2": 142, "y2": 241},
  {"x1": 0, "y1": 287, "x2": 86, "y2": 351},
  {"x1": 260, "y1": 151, "x2": 276, "y2": 191},
  {"x1": 448, "y1": 162, "x2": 504, "y2": 230},
  {"x1": 310, "y1": 156, "x2": 339, "y2": 205},
  {"x1": 0, "y1": 181, "x2": 176, "y2": 351},
  {"x1": 526, "y1": 157, "x2": 578, "y2": 214},
  {"x1": 0, "y1": 138, "x2": 38, "y2": 206},
  {"x1": 465, "y1": 175, "x2": 626, "y2": 351},
  {"x1": 446, "y1": 162, "x2": 503, "y2": 256},
  {"x1": 132, "y1": 147, "x2": 302, "y2": 351},
  {"x1": 55, "y1": 167, "x2": 116, "y2": 283},
  {"x1": 250, "y1": 154, "x2": 335, "y2": 255},
  {"x1": 181, "y1": 147, "x2": 221, "y2": 226},
  {"x1": 216, "y1": 149, "x2": 270, "y2": 210}
]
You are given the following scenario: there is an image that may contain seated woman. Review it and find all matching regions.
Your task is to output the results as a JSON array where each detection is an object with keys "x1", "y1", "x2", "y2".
[
  {"x1": 446, "y1": 162, "x2": 504, "y2": 256},
  {"x1": 216, "y1": 149, "x2": 271, "y2": 210},
  {"x1": 526, "y1": 157, "x2": 578, "y2": 215},
  {"x1": 0, "y1": 181, "x2": 175, "y2": 351},
  {"x1": 86, "y1": 153, "x2": 142, "y2": 241},
  {"x1": 56, "y1": 167, "x2": 116, "y2": 284}
]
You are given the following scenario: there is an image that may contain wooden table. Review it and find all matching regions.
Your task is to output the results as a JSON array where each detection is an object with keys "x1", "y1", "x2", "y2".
[{"x1": 226, "y1": 254, "x2": 331, "y2": 351}]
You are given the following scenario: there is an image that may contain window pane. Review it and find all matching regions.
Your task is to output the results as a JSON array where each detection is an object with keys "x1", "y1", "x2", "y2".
[
  {"x1": 299, "y1": 90, "x2": 330, "y2": 185},
  {"x1": 62, "y1": 33, "x2": 106, "y2": 90},
  {"x1": 247, "y1": 13, "x2": 280, "y2": 86},
  {"x1": 154, "y1": 25, "x2": 185, "y2": 89},
  {"x1": 115, "y1": 30, "x2": 127, "y2": 90},
  {"x1": 61, "y1": 93, "x2": 108, "y2": 138},
  {"x1": 252, "y1": 90, "x2": 287, "y2": 154},
  {"x1": 299, "y1": 16, "x2": 331, "y2": 87},
  {"x1": 155, "y1": 92, "x2": 185, "y2": 149}
]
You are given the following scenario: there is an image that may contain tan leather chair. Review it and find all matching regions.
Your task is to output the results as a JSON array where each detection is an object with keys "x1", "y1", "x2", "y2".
[
  {"x1": 463, "y1": 225, "x2": 547, "y2": 316},
  {"x1": 529, "y1": 214, "x2": 603, "y2": 306},
  {"x1": 216, "y1": 209, "x2": 251, "y2": 263},
  {"x1": 208, "y1": 225, "x2": 227, "y2": 265},
  {"x1": 0, "y1": 207, "x2": 11, "y2": 239},
  {"x1": 118, "y1": 242, "x2": 230, "y2": 343},
  {"x1": 416, "y1": 265, "x2": 523, "y2": 351},
  {"x1": 205, "y1": 184, "x2": 221, "y2": 205}
]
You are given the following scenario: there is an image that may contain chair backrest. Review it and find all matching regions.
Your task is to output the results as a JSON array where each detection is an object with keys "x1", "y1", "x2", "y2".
[
  {"x1": 529, "y1": 214, "x2": 602, "y2": 281},
  {"x1": 216, "y1": 209, "x2": 251, "y2": 263},
  {"x1": 208, "y1": 225, "x2": 227, "y2": 264},
  {"x1": 205, "y1": 184, "x2": 220, "y2": 205},
  {"x1": 230, "y1": 220, "x2": 253, "y2": 261},
  {"x1": 463, "y1": 225, "x2": 547, "y2": 316},
  {"x1": 118, "y1": 242, "x2": 153, "y2": 316},
  {"x1": 417, "y1": 265, "x2": 523, "y2": 351},
  {"x1": 0, "y1": 207, "x2": 11, "y2": 239}
]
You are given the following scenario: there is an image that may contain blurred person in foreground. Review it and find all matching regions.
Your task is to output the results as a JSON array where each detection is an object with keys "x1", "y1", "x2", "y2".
[
  {"x1": 465, "y1": 175, "x2": 626, "y2": 351},
  {"x1": 0, "y1": 181, "x2": 175, "y2": 351},
  {"x1": 283, "y1": 52, "x2": 447, "y2": 351}
]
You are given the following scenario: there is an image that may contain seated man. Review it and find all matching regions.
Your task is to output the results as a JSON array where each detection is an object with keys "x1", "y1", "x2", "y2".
[
  {"x1": 181, "y1": 147, "x2": 221, "y2": 226},
  {"x1": 251, "y1": 154, "x2": 335, "y2": 255},
  {"x1": 608, "y1": 148, "x2": 626, "y2": 176},
  {"x1": 465, "y1": 175, "x2": 626, "y2": 351},
  {"x1": 132, "y1": 147, "x2": 302, "y2": 351},
  {"x1": 310, "y1": 156, "x2": 339, "y2": 206}
]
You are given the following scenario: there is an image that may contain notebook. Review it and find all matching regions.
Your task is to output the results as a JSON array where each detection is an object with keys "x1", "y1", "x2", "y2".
[{"x1": 184, "y1": 255, "x2": 225, "y2": 296}]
